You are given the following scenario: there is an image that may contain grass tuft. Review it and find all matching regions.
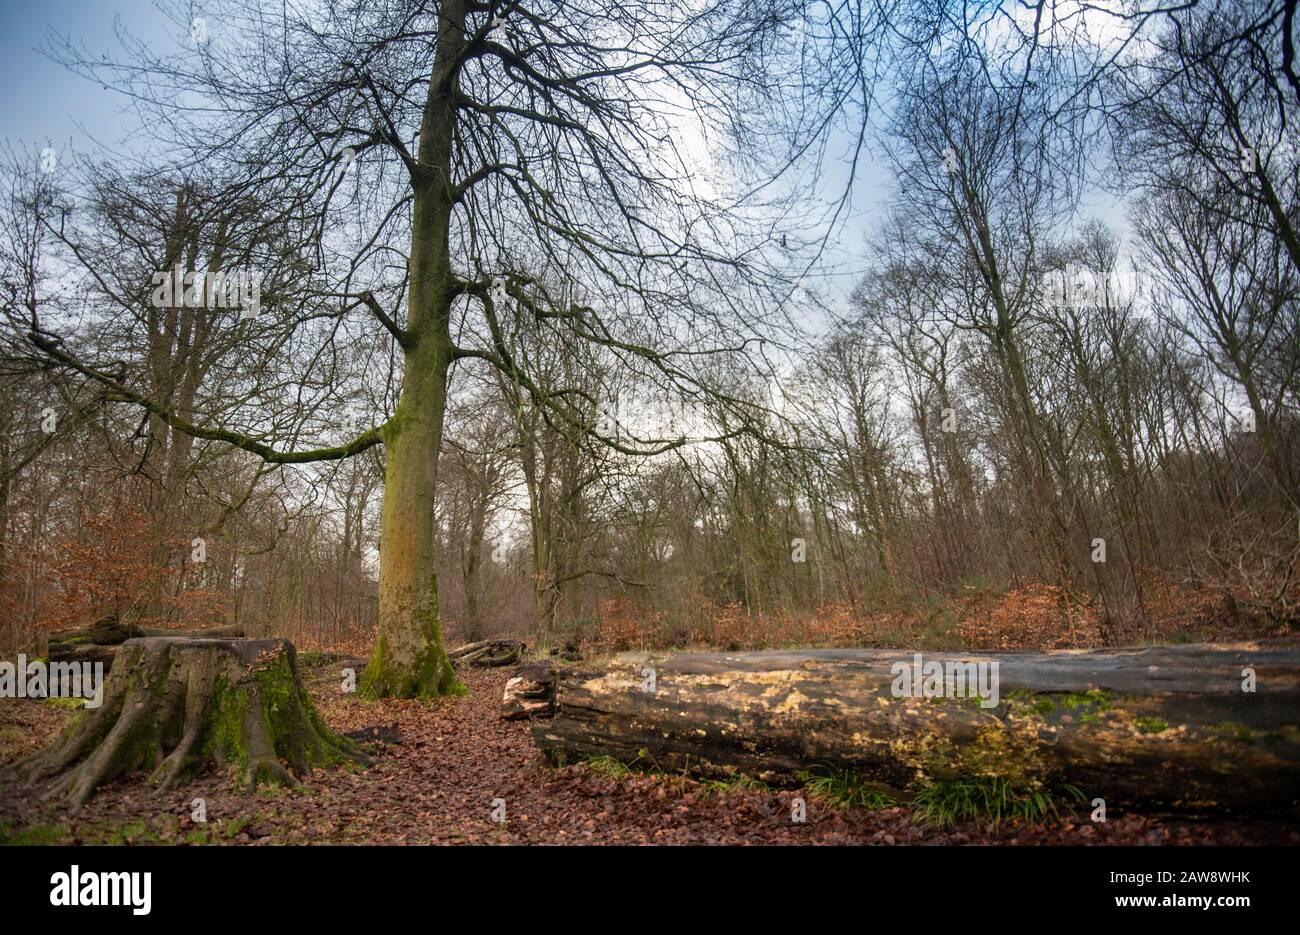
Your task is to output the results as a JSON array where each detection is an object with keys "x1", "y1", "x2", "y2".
[
  {"x1": 581, "y1": 754, "x2": 634, "y2": 778},
  {"x1": 912, "y1": 776, "x2": 1083, "y2": 828},
  {"x1": 801, "y1": 769, "x2": 896, "y2": 810},
  {"x1": 700, "y1": 773, "x2": 771, "y2": 795}
]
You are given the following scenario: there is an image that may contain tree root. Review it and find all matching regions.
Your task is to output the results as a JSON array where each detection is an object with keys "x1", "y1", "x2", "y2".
[{"x1": 2, "y1": 637, "x2": 367, "y2": 807}]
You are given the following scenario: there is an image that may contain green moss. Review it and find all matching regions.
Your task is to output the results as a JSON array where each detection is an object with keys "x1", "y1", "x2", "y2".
[
  {"x1": 208, "y1": 675, "x2": 247, "y2": 767},
  {"x1": 102, "y1": 820, "x2": 151, "y2": 845},
  {"x1": 43, "y1": 696, "x2": 86, "y2": 709},
  {"x1": 1058, "y1": 689, "x2": 1113, "y2": 712},
  {"x1": 206, "y1": 651, "x2": 359, "y2": 781},
  {"x1": 1208, "y1": 721, "x2": 1257, "y2": 743},
  {"x1": 1135, "y1": 716, "x2": 1169, "y2": 734},
  {"x1": 0, "y1": 821, "x2": 68, "y2": 845},
  {"x1": 1010, "y1": 689, "x2": 1117, "y2": 725},
  {"x1": 184, "y1": 818, "x2": 250, "y2": 843},
  {"x1": 359, "y1": 576, "x2": 464, "y2": 699}
]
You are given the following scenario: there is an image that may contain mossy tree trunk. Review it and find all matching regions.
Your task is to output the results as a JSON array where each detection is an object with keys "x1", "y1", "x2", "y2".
[
  {"x1": 358, "y1": 0, "x2": 466, "y2": 699},
  {"x1": 361, "y1": 335, "x2": 459, "y2": 698},
  {"x1": 3, "y1": 637, "x2": 366, "y2": 807}
]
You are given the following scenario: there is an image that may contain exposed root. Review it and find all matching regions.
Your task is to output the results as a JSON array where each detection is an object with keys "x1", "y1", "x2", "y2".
[{"x1": 3, "y1": 637, "x2": 367, "y2": 807}]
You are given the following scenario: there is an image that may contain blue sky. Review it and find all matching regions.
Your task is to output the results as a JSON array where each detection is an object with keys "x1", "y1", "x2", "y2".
[
  {"x1": 0, "y1": 0, "x2": 888, "y2": 311},
  {"x1": 0, "y1": 0, "x2": 174, "y2": 155},
  {"x1": 0, "y1": 2, "x2": 1130, "y2": 317}
]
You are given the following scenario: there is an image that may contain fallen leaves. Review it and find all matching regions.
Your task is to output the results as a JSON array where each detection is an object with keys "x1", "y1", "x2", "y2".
[{"x1": 1, "y1": 665, "x2": 1296, "y2": 845}]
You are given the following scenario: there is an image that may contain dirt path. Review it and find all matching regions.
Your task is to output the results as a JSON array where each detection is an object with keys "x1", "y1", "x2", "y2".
[{"x1": 1, "y1": 666, "x2": 1296, "y2": 845}]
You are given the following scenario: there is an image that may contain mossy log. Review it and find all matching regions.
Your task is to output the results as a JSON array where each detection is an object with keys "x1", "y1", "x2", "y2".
[
  {"x1": 44, "y1": 643, "x2": 118, "y2": 668},
  {"x1": 47, "y1": 620, "x2": 246, "y2": 672},
  {"x1": 530, "y1": 644, "x2": 1300, "y2": 815},
  {"x1": 3, "y1": 637, "x2": 366, "y2": 807}
]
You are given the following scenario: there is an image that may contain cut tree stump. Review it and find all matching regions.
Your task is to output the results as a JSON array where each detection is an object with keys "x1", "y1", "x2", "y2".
[
  {"x1": 530, "y1": 645, "x2": 1300, "y2": 814},
  {"x1": 448, "y1": 639, "x2": 525, "y2": 668},
  {"x1": 3, "y1": 637, "x2": 366, "y2": 807}
]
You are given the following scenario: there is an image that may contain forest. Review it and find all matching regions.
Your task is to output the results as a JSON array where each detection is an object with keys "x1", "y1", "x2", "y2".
[{"x1": 0, "y1": 0, "x2": 1297, "y2": 855}]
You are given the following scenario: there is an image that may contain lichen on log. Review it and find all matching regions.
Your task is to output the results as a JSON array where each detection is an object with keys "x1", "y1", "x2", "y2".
[{"x1": 531, "y1": 644, "x2": 1300, "y2": 815}]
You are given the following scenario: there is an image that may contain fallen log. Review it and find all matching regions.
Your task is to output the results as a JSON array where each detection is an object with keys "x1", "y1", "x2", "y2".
[
  {"x1": 448, "y1": 639, "x2": 525, "y2": 668},
  {"x1": 51, "y1": 617, "x2": 247, "y2": 646},
  {"x1": 530, "y1": 645, "x2": 1300, "y2": 815},
  {"x1": 47, "y1": 620, "x2": 247, "y2": 671},
  {"x1": 502, "y1": 662, "x2": 557, "y2": 720},
  {"x1": 3, "y1": 637, "x2": 366, "y2": 806},
  {"x1": 43, "y1": 643, "x2": 118, "y2": 668}
]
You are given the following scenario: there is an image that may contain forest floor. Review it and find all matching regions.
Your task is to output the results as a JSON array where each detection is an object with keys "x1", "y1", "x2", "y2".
[{"x1": 1, "y1": 663, "x2": 1297, "y2": 845}]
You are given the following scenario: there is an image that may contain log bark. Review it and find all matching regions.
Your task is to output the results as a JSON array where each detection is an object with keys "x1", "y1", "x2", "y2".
[
  {"x1": 3, "y1": 637, "x2": 366, "y2": 807},
  {"x1": 449, "y1": 639, "x2": 525, "y2": 668},
  {"x1": 45, "y1": 643, "x2": 118, "y2": 668},
  {"x1": 530, "y1": 645, "x2": 1300, "y2": 815},
  {"x1": 501, "y1": 662, "x2": 557, "y2": 720}
]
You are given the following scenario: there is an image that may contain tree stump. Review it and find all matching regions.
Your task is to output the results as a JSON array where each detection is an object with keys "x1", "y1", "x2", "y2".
[{"x1": 3, "y1": 637, "x2": 367, "y2": 807}]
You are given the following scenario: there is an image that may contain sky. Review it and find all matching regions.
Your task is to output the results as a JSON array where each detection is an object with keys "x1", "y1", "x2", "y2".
[
  {"x1": 0, "y1": 0, "x2": 177, "y2": 159},
  {"x1": 0, "y1": 0, "x2": 1127, "y2": 318},
  {"x1": 0, "y1": 0, "x2": 890, "y2": 314}
]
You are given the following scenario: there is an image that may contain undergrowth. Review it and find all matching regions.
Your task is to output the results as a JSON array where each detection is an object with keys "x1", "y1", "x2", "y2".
[
  {"x1": 911, "y1": 776, "x2": 1084, "y2": 828},
  {"x1": 799, "y1": 769, "x2": 896, "y2": 810}
]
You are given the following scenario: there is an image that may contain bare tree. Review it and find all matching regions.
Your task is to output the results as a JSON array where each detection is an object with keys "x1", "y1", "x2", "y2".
[{"x1": 17, "y1": 0, "x2": 837, "y2": 695}]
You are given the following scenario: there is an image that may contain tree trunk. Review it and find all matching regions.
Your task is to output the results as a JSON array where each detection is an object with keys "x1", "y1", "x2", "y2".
[
  {"x1": 529, "y1": 645, "x2": 1300, "y2": 815},
  {"x1": 362, "y1": 334, "x2": 459, "y2": 698},
  {"x1": 4, "y1": 637, "x2": 366, "y2": 807},
  {"x1": 359, "y1": 3, "x2": 465, "y2": 696}
]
